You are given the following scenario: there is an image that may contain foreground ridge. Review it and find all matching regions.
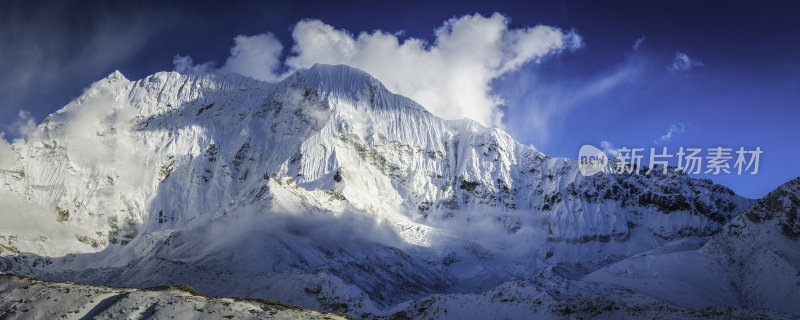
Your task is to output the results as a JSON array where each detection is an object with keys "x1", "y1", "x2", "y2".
[{"x1": 0, "y1": 273, "x2": 353, "y2": 319}]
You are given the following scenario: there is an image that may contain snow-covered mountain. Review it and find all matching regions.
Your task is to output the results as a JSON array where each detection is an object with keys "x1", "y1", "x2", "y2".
[
  {"x1": 0, "y1": 64, "x2": 794, "y2": 318},
  {"x1": 585, "y1": 177, "x2": 800, "y2": 315}
]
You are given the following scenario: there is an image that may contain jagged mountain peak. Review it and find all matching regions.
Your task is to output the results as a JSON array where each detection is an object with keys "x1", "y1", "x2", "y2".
[
  {"x1": 105, "y1": 70, "x2": 128, "y2": 83},
  {"x1": 282, "y1": 64, "x2": 430, "y2": 116},
  {"x1": 296, "y1": 63, "x2": 381, "y2": 90},
  {"x1": 579, "y1": 176, "x2": 800, "y2": 316},
  {"x1": 709, "y1": 177, "x2": 800, "y2": 243},
  {"x1": 673, "y1": 176, "x2": 800, "y2": 315},
  {"x1": 743, "y1": 177, "x2": 800, "y2": 229}
]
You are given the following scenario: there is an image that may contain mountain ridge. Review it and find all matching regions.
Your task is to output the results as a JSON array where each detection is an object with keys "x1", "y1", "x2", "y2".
[{"x1": 0, "y1": 64, "x2": 782, "y2": 318}]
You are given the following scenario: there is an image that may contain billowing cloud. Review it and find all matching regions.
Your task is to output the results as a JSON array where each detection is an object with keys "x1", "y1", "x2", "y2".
[
  {"x1": 0, "y1": 134, "x2": 15, "y2": 169},
  {"x1": 7, "y1": 111, "x2": 37, "y2": 141},
  {"x1": 286, "y1": 14, "x2": 582, "y2": 128},
  {"x1": 176, "y1": 13, "x2": 582, "y2": 128},
  {"x1": 220, "y1": 33, "x2": 284, "y2": 82},
  {"x1": 0, "y1": 111, "x2": 37, "y2": 169},
  {"x1": 668, "y1": 51, "x2": 703, "y2": 73},
  {"x1": 173, "y1": 55, "x2": 215, "y2": 75}
]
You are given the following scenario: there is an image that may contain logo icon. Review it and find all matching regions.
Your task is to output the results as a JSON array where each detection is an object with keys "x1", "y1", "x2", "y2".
[{"x1": 578, "y1": 145, "x2": 608, "y2": 177}]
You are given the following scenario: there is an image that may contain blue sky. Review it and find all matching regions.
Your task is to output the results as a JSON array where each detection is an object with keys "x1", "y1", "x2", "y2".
[{"x1": 1, "y1": 0, "x2": 798, "y2": 198}]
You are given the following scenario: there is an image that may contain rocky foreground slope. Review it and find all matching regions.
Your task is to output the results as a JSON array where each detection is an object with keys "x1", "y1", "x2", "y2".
[
  {"x1": 0, "y1": 274, "x2": 351, "y2": 319},
  {"x1": 585, "y1": 177, "x2": 800, "y2": 316}
]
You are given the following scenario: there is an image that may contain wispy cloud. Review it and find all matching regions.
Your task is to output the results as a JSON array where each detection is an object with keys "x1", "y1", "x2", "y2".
[
  {"x1": 668, "y1": 52, "x2": 704, "y2": 74},
  {"x1": 654, "y1": 123, "x2": 685, "y2": 144},
  {"x1": 600, "y1": 140, "x2": 619, "y2": 158},
  {"x1": 633, "y1": 36, "x2": 646, "y2": 50},
  {"x1": 6, "y1": 111, "x2": 37, "y2": 142},
  {"x1": 496, "y1": 52, "x2": 647, "y2": 146},
  {"x1": 0, "y1": 2, "x2": 166, "y2": 140}
]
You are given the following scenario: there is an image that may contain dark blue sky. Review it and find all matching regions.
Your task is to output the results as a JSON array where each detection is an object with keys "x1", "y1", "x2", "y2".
[{"x1": 1, "y1": 0, "x2": 798, "y2": 198}]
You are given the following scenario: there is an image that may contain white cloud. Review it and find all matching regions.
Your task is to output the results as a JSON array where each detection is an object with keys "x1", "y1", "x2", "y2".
[
  {"x1": 7, "y1": 110, "x2": 37, "y2": 141},
  {"x1": 497, "y1": 55, "x2": 645, "y2": 145},
  {"x1": 1, "y1": 109, "x2": 38, "y2": 139},
  {"x1": 175, "y1": 13, "x2": 582, "y2": 128},
  {"x1": 0, "y1": 189, "x2": 96, "y2": 245},
  {"x1": 220, "y1": 33, "x2": 284, "y2": 82},
  {"x1": 668, "y1": 52, "x2": 703, "y2": 73},
  {"x1": 285, "y1": 14, "x2": 582, "y2": 128},
  {"x1": 0, "y1": 134, "x2": 15, "y2": 169},
  {"x1": 61, "y1": 89, "x2": 151, "y2": 187},
  {"x1": 655, "y1": 123, "x2": 685, "y2": 144},
  {"x1": 198, "y1": 205, "x2": 406, "y2": 258},
  {"x1": 0, "y1": 111, "x2": 37, "y2": 169},
  {"x1": 0, "y1": 2, "x2": 162, "y2": 131},
  {"x1": 0, "y1": 87, "x2": 152, "y2": 247},
  {"x1": 173, "y1": 55, "x2": 215, "y2": 75},
  {"x1": 600, "y1": 140, "x2": 619, "y2": 158},
  {"x1": 633, "y1": 36, "x2": 646, "y2": 50}
]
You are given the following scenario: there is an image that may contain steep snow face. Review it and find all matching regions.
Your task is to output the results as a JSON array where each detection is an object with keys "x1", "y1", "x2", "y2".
[
  {"x1": 267, "y1": 64, "x2": 750, "y2": 245},
  {"x1": 0, "y1": 70, "x2": 285, "y2": 255},
  {"x1": 0, "y1": 64, "x2": 754, "y2": 313},
  {"x1": 0, "y1": 64, "x2": 749, "y2": 255}
]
